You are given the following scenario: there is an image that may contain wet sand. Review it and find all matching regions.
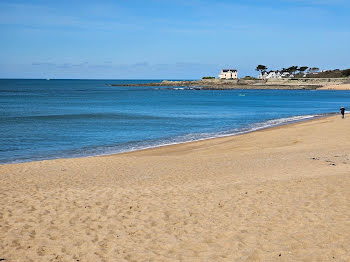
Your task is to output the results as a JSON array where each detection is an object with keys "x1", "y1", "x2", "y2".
[{"x1": 1, "y1": 115, "x2": 350, "y2": 261}]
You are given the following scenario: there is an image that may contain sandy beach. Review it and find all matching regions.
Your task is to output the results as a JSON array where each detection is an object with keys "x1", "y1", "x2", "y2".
[
  {"x1": 1, "y1": 115, "x2": 350, "y2": 261},
  {"x1": 318, "y1": 84, "x2": 350, "y2": 90}
]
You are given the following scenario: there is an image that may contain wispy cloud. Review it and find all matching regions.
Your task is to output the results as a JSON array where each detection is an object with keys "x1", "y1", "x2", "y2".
[{"x1": 29, "y1": 61, "x2": 220, "y2": 77}]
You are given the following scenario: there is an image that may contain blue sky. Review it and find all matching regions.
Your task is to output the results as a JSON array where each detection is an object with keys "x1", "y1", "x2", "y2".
[{"x1": 0, "y1": 0, "x2": 349, "y2": 79}]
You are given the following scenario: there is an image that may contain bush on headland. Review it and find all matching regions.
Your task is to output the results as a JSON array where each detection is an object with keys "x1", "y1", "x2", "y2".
[
  {"x1": 202, "y1": 76, "x2": 215, "y2": 79},
  {"x1": 242, "y1": 76, "x2": 258, "y2": 80},
  {"x1": 306, "y1": 69, "x2": 350, "y2": 78},
  {"x1": 341, "y1": 69, "x2": 350, "y2": 77}
]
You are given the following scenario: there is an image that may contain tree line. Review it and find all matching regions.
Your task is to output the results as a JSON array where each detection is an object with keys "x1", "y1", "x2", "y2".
[{"x1": 255, "y1": 65, "x2": 320, "y2": 75}]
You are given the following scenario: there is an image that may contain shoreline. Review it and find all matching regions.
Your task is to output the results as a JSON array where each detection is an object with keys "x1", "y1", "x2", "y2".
[
  {"x1": 0, "y1": 112, "x2": 335, "y2": 165},
  {"x1": 1, "y1": 114, "x2": 350, "y2": 261}
]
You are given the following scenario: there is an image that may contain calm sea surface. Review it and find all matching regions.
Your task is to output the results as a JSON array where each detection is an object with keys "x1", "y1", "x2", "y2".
[{"x1": 1, "y1": 79, "x2": 350, "y2": 164}]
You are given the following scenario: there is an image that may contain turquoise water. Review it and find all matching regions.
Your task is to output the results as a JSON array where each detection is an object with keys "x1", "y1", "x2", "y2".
[{"x1": 1, "y1": 79, "x2": 349, "y2": 164}]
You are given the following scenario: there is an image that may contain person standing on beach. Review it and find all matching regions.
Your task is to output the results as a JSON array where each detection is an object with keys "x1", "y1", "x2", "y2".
[{"x1": 340, "y1": 107, "x2": 346, "y2": 119}]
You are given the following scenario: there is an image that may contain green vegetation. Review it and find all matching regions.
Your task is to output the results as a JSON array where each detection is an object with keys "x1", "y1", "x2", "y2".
[
  {"x1": 343, "y1": 69, "x2": 350, "y2": 77},
  {"x1": 257, "y1": 65, "x2": 319, "y2": 75},
  {"x1": 256, "y1": 64, "x2": 350, "y2": 78},
  {"x1": 308, "y1": 67, "x2": 320, "y2": 74},
  {"x1": 255, "y1": 65, "x2": 267, "y2": 73},
  {"x1": 299, "y1": 66, "x2": 309, "y2": 73},
  {"x1": 306, "y1": 69, "x2": 350, "y2": 78},
  {"x1": 202, "y1": 76, "x2": 215, "y2": 79},
  {"x1": 242, "y1": 76, "x2": 258, "y2": 80}
]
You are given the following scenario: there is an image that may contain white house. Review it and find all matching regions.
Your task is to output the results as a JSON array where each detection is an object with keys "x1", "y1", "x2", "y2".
[
  {"x1": 281, "y1": 72, "x2": 291, "y2": 78},
  {"x1": 258, "y1": 71, "x2": 279, "y2": 79},
  {"x1": 218, "y1": 69, "x2": 238, "y2": 79},
  {"x1": 258, "y1": 71, "x2": 293, "y2": 80}
]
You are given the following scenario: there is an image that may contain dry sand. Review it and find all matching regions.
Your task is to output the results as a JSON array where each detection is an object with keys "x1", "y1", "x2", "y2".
[
  {"x1": 318, "y1": 84, "x2": 350, "y2": 90},
  {"x1": 1, "y1": 115, "x2": 350, "y2": 261}
]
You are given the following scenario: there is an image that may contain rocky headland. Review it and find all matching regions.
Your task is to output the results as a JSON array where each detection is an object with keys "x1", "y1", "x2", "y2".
[{"x1": 110, "y1": 78, "x2": 350, "y2": 90}]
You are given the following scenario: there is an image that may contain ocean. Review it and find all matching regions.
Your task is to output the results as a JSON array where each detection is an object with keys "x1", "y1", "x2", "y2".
[{"x1": 1, "y1": 79, "x2": 349, "y2": 164}]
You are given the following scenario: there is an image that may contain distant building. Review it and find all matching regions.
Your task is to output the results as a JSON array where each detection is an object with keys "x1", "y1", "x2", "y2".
[
  {"x1": 281, "y1": 72, "x2": 291, "y2": 78},
  {"x1": 258, "y1": 71, "x2": 293, "y2": 80},
  {"x1": 218, "y1": 69, "x2": 238, "y2": 79}
]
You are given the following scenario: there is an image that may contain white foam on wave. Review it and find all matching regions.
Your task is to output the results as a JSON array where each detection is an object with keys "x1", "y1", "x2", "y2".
[{"x1": 244, "y1": 114, "x2": 317, "y2": 133}]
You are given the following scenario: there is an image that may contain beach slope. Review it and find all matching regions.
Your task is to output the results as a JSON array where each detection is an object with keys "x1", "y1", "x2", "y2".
[{"x1": 1, "y1": 115, "x2": 350, "y2": 261}]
